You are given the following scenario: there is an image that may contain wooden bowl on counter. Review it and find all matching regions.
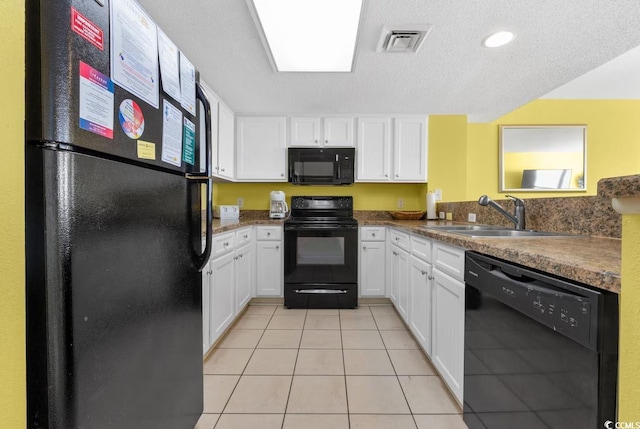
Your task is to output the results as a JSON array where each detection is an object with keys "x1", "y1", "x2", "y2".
[{"x1": 389, "y1": 211, "x2": 426, "y2": 220}]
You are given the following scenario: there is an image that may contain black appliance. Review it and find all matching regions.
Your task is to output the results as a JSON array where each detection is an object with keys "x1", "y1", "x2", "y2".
[
  {"x1": 288, "y1": 147, "x2": 355, "y2": 185},
  {"x1": 463, "y1": 252, "x2": 618, "y2": 429},
  {"x1": 25, "y1": 0, "x2": 214, "y2": 428},
  {"x1": 284, "y1": 196, "x2": 358, "y2": 308}
]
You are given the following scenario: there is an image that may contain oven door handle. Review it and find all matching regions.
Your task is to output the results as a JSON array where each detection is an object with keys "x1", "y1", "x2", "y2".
[{"x1": 294, "y1": 289, "x2": 349, "y2": 294}]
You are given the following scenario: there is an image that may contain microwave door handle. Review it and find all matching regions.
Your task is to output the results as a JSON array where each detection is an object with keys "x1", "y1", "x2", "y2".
[{"x1": 336, "y1": 154, "x2": 341, "y2": 179}]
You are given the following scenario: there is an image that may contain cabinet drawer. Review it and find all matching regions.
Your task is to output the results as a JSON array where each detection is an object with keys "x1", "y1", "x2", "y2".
[
  {"x1": 410, "y1": 234, "x2": 432, "y2": 262},
  {"x1": 212, "y1": 232, "x2": 236, "y2": 258},
  {"x1": 360, "y1": 226, "x2": 386, "y2": 241},
  {"x1": 235, "y1": 227, "x2": 253, "y2": 247},
  {"x1": 433, "y1": 242, "x2": 465, "y2": 281},
  {"x1": 389, "y1": 228, "x2": 410, "y2": 251},
  {"x1": 256, "y1": 225, "x2": 282, "y2": 241}
]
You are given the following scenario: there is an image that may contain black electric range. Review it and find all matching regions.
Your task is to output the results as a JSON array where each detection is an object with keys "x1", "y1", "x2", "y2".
[{"x1": 283, "y1": 196, "x2": 358, "y2": 309}]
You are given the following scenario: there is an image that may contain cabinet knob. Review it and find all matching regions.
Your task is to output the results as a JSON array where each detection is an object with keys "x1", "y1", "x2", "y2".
[
  {"x1": 325, "y1": 139, "x2": 328, "y2": 144},
  {"x1": 428, "y1": 275, "x2": 434, "y2": 280},
  {"x1": 362, "y1": 246, "x2": 367, "y2": 250},
  {"x1": 395, "y1": 174, "x2": 399, "y2": 178},
  {"x1": 239, "y1": 254, "x2": 243, "y2": 258},
  {"x1": 281, "y1": 173, "x2": 284, "y2": 177},
  {"x1": 314, "y1": 139, "x2": 318, "y2": 144},
  {"x1": 267, "y1": 232, "x2": 271, "y2": 236},
  {"x1": 243, "y1": 235, "x2": 248, "y2": 239},
  {"x1": 234, "y1": 256, "x2": 238, "y2": 260},
  {"x1": 372, "y1": 233, "x2": 376, "y2": 237},
  {"x1": 384, "y1": 174, "x2": 388, "y2": 178},
  {"x1": 421, "y1": 270, "x2": 426, "y2": 276},
  {"x1": 275, "y1": 245, "x2": 279, "y2": 250},
  {"x1": 221, "y1": 168, "x2": 225, "y2": 172},
  {"x1": 215, "y1": 166, "x2": 219, "y2": 171}
]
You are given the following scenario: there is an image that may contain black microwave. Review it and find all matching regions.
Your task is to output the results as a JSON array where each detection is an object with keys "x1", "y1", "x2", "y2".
[{"x1": 288, "y1": 148, "x2": 355, "y2": 185}]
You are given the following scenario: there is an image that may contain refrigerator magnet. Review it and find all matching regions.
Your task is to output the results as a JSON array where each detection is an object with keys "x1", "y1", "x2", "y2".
[
  {"x1": 137, "y1": 141, "x2": 156, "y2": 160},
  {"x1": 79, "y1": 61, "x2": 114, "y2": 139},
  {"x1": 118, "y1": 99, "x2": 145, "y2": 139}
]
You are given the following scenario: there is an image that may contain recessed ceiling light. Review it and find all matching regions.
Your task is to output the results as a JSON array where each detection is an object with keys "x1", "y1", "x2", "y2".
[
  {"x1": 250, "y1": 0, "x2": 364, "y2": 72},
  {"x1": 482, "y1": 31, "x2": 515, "y2": 48}
]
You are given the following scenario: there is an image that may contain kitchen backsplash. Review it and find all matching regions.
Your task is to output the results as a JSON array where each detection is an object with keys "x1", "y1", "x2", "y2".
[{"x1": 437, "y1": 195, "x2": 621, "y2": 238}]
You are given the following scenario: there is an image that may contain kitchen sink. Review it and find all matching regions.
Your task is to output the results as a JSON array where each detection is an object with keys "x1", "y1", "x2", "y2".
[
  {"x1": 424, "y1": 225, "x2": 508, "y2": 231},
  {"x1": 424, "y1": 224, "x2": 574, "y2": 238}
]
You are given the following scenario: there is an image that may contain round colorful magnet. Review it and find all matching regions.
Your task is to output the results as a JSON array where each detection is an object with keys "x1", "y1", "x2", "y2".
[{"x1": 118, "y1": 99, "x2": 145, "y2": 139}]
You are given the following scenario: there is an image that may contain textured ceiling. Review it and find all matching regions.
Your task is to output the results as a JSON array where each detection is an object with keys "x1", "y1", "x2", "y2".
[{"x1": 137, "y1": 0, "x2": 640, "y2": 122}]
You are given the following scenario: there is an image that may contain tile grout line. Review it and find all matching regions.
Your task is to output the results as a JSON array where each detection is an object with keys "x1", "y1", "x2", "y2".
[
  {"x1": 280, "y1": 308, "x2": 308, "y2": 429},
  {"x1": 339, "y1": 308, "x2": 351, "y2": 429},
  {"x1": 216, "y1": 306, "x2": 277, "y2": 421}
]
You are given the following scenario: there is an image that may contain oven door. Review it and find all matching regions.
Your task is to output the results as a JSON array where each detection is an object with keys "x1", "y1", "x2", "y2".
[{"x1": 284, "y1": 224, "x2": 358, "y2": 307}]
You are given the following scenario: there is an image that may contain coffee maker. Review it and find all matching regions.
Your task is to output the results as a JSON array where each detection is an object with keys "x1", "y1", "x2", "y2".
[{"x1": 269, "y1": 191, "x2": 289, "y2": 219}]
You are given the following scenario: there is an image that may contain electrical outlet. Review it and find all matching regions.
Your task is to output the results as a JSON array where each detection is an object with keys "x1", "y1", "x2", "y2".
[
  {"x1": 468, "y1": 213, "x2": 477, "y2": 222},
  {"x1": 446, "y1": 212, "x2": 453, "y2": 221},
  {"x1": 397, "y1": 198, "x2": 404, "y2": 209},
  {"x1": 237, "y1": 197, "x2": 244, "y2": 208},
  {"x1": 439, "y1": 211, "x2": 445, "y2": 219},
  {"x1": 434, "y1": 189, "x2": 443, "y2": 201}
]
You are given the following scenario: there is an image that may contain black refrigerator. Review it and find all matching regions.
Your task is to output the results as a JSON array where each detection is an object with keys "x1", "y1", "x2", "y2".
[{"x1": 25, "y1": 0, "x2": 214, "y2": 428}]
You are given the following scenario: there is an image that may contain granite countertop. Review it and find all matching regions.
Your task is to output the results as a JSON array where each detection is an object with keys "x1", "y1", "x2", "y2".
[
  {"x1": 360, "y1": 219, "x2": 621, "y2": 294},
  {"x1": 202, "y1": 216, "x2": 621, "y2": 294}
]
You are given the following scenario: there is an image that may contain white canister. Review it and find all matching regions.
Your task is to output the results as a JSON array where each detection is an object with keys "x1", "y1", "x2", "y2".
[{"x1": 426, "y1": 192, "x2": 437, "y2": 220}]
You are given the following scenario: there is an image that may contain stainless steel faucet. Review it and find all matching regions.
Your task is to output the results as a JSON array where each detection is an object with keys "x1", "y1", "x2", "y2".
[{"x1": 478, "y1": 195, "x2": 526, "y2": 230}]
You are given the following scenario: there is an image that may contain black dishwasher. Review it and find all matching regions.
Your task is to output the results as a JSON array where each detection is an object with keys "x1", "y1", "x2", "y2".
[{"x1": 464, "y1": 252, "x2": 618, "y2": 429}]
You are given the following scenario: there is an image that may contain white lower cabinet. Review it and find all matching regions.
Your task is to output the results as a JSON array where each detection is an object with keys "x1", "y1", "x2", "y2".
[
  {"x1": 408, "y1": 255, "x2": 433, "y2": 356},
  {"x1": 202, "y1": 261, "x2": 211, "y2": 355},
  {"x1": 256, "y1": 226, "x2": 283, "y2": 296},
  {"x1": 432, "y1": 267, "x2": 465, "y2": 404},
  {"x1": 388, "y1": 240, "x2": 409, "y2": 322},
  {"x1": 235, "y1": 242, "x2": 254, "y2": 313},
  {"x1": 359, "y1": 227, "x2": 386, "y2": 297},
  {"x1": 209, "y1": 251, "x2": 236, "y2": 344}
]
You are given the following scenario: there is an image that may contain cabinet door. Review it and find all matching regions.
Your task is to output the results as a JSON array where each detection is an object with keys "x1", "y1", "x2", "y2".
[
  {"x1": 393, "y1": 117, "x2": 427, "y2": 182},
  {"x1": 289, "y1": 117, "x2": 321, "y2": 146},
  {"x1": 323, "y1": 117, "x2": 354, "y2": 147},
  {"x1": 396, "y1": 248, "x2": 409, "y2": 322},
  {"x1": 210, "y1": 252, "x2": 236, "y2": 345},
  {"x1": 432, "y1": 267, "x2": 465, "y2": 404},
  {"x1": 202, "y1": 262, "x2": 211, "y2": 355},
  {"x1": 217, "y1": 102, "x2": 235, "y2": 180},
  {"x1": 356, "y1": 117, "x2": 392, "y2": 181},
  {"x1": 359, "y1": 240, "x2": 386, "y2": 296},
  {"x1": 387, "y1": 245, "x2": 399, "y2": 305},
  {"x1": 235, "y1": 242, "x2": 254, "y2": 313},
  {"x1": 236, "y1": 116, "x2": 287, "y2": 180},
  {"x1": 198, "y1": 84, "x2": 219, "y2": 175},
  {"x1": 409, "y1": 255, "x2": 432, "y2": 356},
  {"x1": 256, "y1": 241, "x2": 283, "y2": 296}
]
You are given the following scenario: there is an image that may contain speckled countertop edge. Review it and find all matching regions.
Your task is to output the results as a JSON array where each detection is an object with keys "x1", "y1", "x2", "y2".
[
  {"x1": 598, "y1": 174, "x2": 640, "y2": 199},
  {"x1": 204, "y1": 217, "x2": 621, "y2": 294}
]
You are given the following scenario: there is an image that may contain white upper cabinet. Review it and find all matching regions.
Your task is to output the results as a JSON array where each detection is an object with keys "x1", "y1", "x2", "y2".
[
  {"x1": 289, "y1": 117, "x2": 321, "y2": 146},
  {"x1": 323, "y1": 117, "x2": 354, "y2": 146},
  {"x1": 217, "y1": 102, "x2": 235, "y2": 180},
  {"x1": 394, "y1": 117, "x2": 427, "y2": 182},
  {"x1": 236, "y1": 116, "x2": 287, "y2": 181},
  {"x1": 289, "y1": 116, "x2": 354, "y2": 147},
  {"x1": 356, "y1": 116, "x2": 428, "y2": 183},
  {"x1": 356, "y1": 117, "x2": 392, "y2": 181}
]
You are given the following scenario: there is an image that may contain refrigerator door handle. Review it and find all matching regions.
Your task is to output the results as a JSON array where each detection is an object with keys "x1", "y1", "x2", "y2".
[{"x1": 190, "y1": 82, "x2": 213, "y2": 271}]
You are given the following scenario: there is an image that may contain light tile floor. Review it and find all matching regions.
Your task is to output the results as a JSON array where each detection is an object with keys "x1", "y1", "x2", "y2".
[{"x1": 195, "y1": 304, "x2": 468, "y2": 429}]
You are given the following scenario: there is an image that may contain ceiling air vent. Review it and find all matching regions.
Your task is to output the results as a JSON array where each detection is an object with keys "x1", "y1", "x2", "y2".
[{"x1": 377, "y1": 24, "x2": 432, "y2": 53}]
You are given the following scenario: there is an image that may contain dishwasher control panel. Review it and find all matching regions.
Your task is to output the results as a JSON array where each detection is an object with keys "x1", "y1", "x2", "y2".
[{"x1": 465, "y1": 252, "x2": 599, "y2": 350}]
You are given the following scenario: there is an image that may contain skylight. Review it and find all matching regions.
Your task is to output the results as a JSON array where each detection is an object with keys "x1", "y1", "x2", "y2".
[{"x1": 251, "y1": 0, "x2": 364, "y2": 72}]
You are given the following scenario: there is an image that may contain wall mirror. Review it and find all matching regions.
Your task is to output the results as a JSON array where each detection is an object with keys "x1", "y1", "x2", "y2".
[{"x1": 499, "y1": 125, "x2": 587, "y2": 192}]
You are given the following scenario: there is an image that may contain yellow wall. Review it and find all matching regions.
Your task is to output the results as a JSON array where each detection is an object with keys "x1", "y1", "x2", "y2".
[
  {"x1": 431, "y1": 99, "x2": 640, "y2": 201},
  {"x1": 0, "y1": 1, "x2": 26, "y2": 427},
  {"x1": 428, "y1": 115, "x2": 468, "y2": 202},
  {"x1": 216, "y1": 182, "x2": 429, "y2": 211},
  {"x1": 618, "y1": 214, "x2": 640, "y2": 421}
]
